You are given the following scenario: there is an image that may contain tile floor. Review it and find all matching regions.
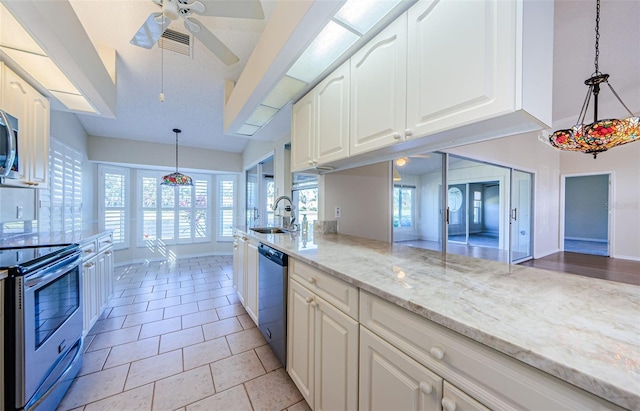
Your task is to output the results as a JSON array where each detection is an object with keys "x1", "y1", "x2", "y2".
[{"x1": 57, "y1": 255, "x2": 308, "y2": 411}]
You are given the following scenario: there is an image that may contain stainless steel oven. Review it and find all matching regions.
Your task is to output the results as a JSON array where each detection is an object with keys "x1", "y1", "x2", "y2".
[{"x1": 2, "y1": 244, "x2": 83, "y2": 411}]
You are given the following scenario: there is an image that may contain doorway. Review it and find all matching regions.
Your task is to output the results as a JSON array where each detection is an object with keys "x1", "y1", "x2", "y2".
[
  {"x1": 245, "y1": 155, "x2": 274, "y2": 227},
  {"x1": 562, "y1": 174, "x2": 610, "y2": 256}
]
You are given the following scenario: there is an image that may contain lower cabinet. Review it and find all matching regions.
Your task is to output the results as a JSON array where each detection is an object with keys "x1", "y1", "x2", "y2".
[
  {"x1": 233, "y1": 233, "x2": 247, "y2": 306},
  {"x1": 232, "y1": 231, "x2": 259, "y2": 326},
  {"x1": 288, "y1": 278, "x2": 358, "y2": 410},
  {"x1": 81, "y1": 233, "x2": 114, "y2": 336}
]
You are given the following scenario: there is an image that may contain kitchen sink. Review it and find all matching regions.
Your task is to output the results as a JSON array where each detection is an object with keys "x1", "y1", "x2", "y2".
[{"x1": 251, "y1": 227, "x2": 288, "y2": 234}]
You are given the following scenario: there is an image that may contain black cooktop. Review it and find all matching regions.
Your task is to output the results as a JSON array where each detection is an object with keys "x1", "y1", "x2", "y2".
[{"x1": 0, "y1": 244, "x2": 78, "y2": 273}]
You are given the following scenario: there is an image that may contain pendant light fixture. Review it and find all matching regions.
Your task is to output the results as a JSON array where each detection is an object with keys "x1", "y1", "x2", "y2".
[
  {"x1": 548, "y1": 0, "x2": 639, "y2": 158},
  {"x1": 161, "y1": 128, "x2": 193, "y2": 186}
]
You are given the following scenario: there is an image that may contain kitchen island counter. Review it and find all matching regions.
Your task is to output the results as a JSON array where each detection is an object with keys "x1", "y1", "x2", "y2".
[
  {"x1": 235, "y1": 227, "x2": 640, "y2": 410},
  {"x1": 0, "y1": 227, "x2": 112, "y2": 249}
]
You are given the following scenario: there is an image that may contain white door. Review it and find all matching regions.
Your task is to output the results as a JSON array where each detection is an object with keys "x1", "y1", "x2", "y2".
[
  {"x1": 287, "y1": 280, "x2": 315, "y2": 406},
  {"x1": 360, "y1": 327, "x2": 443, "y2": 411},
  {"x1": 510, "y1": 170, "x2": 533, "y2": 263},
  {"x1": 350, "y1": 13, "x2": 407, "y2": 155},
  {"x1": 291, "y1": 92, "x2": 315, "y2": 172},
  {"x1": 314, "y1": 296, "x2": 358, "y2": 411},
  {"x1": 315, "y1": 61, "x2": 350, "y2": 165}
]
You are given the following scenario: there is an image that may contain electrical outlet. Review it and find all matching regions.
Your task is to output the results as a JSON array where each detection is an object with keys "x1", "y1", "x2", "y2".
[{"x1": 335, "y1": 206, "x2": 341, "y2": 219}]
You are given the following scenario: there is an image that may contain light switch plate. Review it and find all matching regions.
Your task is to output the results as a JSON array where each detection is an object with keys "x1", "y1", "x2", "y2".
[{"x1": 335, "y1": 206, "x2": 341, "y2": 219}]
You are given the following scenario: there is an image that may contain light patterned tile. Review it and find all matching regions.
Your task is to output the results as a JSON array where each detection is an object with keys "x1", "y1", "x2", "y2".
[
  {"x1": 183, "y1": 337, "x2": 231, "y2": 370},
  {"x1": 133, "y1": 291, "x2": 168, "y2": 303},
  {"x1": 226, "y1": 328, "x2": 266, "y2": 355},
  {"x1": 57, "y1": 364, "x2": 128, "y2": 410},
  {"x1": 164, "y1": 301, "x2": 199, "y2": 319},
  {"x1": 186, "y1": 385, "x2": 252, "y2": 411},
  {"x1": 87, "y1": 326, "x2": 141, "y2": 351},
  {"x1": 181, "y1": 308, "x2": 220, "y2": 329},
  {"x1": 152, "y1": 365, "x2": 215, "y2": 411},
  {"x1": 215, "y1": 303, "x2": 246, "y2": 320},
  {"x1": 84, "y1": 383, "x2": 154, "y2": 411},
  {"x1": 120, "y1": 286, "x2": 154, "y2": 297},
  {"x1": 237, "y1": 313, "x2": 256, "y2": 330},
  {"x1": 148, "y1": 296, "x2": 182, "y2": 311},
  {"x1": 196, "y1": 296, "x2": 229, "y2": 311},
  {"x1": 166, "y1": 286, "x2": 196, "y2": 298},
  {"x1": 244, "y1": 369, "x2": 303, "y2": 411},
  {"x1": 210, "y1": 286, "x2": 236, "y2": 298},
  {"x1": 139, "y1": 317, "x2": 182, "y2": 339},
  {"x1": 108, "y1": 302, "x2": 148, "y2": 318},
  {"x1": 210, "y1": 350, "x2": 265, "y2": 391},
  {"x1": 202, "y1": 318, "x2": 243, "y2": 340},
  {"x1": 152, "y1": 282, "x2": 183, "y2": 292},
  {"x1": 122, "y1": 309, "x2": 165, "y2": 328},
  {"x1": 288, "y1": 400, "x2": 312, "y2": 411},
  {"x1": 104, "y1": 337, "x2": 159, "y2": 368},
  {"x1": 107, "y1": 296, "x2": 136, "y2": 308},
  {"x1": 226, "y1": 294, "x2": 240, "y2": 305},
  {"x1": 78, "y1": 348, "x2": 110, "y2": 377},
  {"x1": 160, "y1": 326, "x2": 204, "y2": 353},
  {"x1": 140, "y1": 278, "x2": 169, "y2": 287},
  {"x1": 255, "y1": 344, "x2": 282, "y2": 373},
  {"x1": 125, "y1": 349, "x2": 183, "y2": 390},
  {"x1": 180, "y1": 291, "x2": 214, "y2": 304},
  {"x1": 88, "y1": 316, "x2": 125, "y2": 335}
]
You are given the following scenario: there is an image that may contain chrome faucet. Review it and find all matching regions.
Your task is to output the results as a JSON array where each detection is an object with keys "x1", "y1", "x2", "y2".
[{"x1": 273, "y1": 195, "x2": 296, "y2": 229}]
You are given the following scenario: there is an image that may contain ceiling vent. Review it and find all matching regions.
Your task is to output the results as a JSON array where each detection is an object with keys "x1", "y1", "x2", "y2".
[{"x1": 159, "y1": 29, "x2": 192, "y2": 57}]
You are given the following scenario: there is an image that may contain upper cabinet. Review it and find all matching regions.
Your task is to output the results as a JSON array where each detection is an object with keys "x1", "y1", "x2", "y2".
[
  {"x1": 0, "y1": 62, "x2": 50, "y2": 188},
  {"x1": 291, "y1": 61, "x2": 350, "y2": 173},
  {"x1": 290, "y1": 0, "x2": 553, "y2": 172},
  {"x1": 350, "y1": 14, "x2": 407, "y2": 156}
]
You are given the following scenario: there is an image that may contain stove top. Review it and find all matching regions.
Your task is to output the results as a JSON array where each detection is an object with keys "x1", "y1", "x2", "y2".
[{"x1": 0, "y1": 244, "x2": 79, "y2": 272}]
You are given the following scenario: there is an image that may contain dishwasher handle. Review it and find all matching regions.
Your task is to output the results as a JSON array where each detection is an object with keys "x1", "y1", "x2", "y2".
[{"x1": 258, "y1": 243, "x2": 288, "y2": 266}]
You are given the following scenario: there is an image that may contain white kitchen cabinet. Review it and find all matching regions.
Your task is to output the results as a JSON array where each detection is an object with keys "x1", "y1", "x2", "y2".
[
  {"x1": 291, "y1": 91, "x2": 315, "y2": 172},
  {"x1": 0, "y1": 63, "x2": 49, "y2": 188},
  {"x1": 442, "y1": 382, "x2": 490, "y2": 411},
  {"x1": 288, "y1": 261, "x2": 359, "y2": 411},
  {"x1": 350, "y1": 13, "x2": 407, "y2": 156},
  {"x1": 233, "y1": 233, "x2": 247, "y2": 306},
  {"x1": 245, "y1": 238, "x2": 259, "y2": 325},
  {"x1": 81, "y1": 232, "x2": 114, "y2": 336},
  {"x1": 82, "y1": 255, "x2": 98, "y2": 335},
  {"x1": 360, "y1": 326, "x2": 443, "y2": 411},
  {"x1": 0, "y1": 278, "x2": 5, "y2": 408}
]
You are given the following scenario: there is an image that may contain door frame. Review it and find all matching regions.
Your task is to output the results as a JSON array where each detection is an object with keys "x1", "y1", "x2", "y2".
[
  {"x1": 510, "y1": 169, "x2": 534, "y2": 264},
  {"x1": 559, "y1": 172, "x2": 614, "y2": 256}
]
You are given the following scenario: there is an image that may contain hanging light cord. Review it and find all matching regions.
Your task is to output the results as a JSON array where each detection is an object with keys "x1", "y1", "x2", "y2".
[
  {"x1": 174, "y1": 130, "x2": 179, "y2": 173},
  {"x1": 593, "y1": 0, "x2": 600, "y2": 75}
]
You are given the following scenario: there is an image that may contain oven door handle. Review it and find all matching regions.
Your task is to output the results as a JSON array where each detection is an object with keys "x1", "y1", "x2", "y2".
[
  {"x1": 0, "y1": 109, "x2": 17, "y2": 177},
  {"x1": 25, "y1": 254, "x2": 82, "y2": 289}
]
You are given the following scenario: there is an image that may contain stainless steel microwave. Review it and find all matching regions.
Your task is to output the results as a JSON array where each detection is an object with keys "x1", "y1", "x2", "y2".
[{"x1": 0, "y1": 109, "x2": 19, "y2": 180}]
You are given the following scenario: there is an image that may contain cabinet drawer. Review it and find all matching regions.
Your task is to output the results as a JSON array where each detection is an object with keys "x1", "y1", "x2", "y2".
[
  {"x1": 290, "y1": 259, "x2": 358, "y2": 320},
  {"x1": 80, "y1": 240, "x2": 97, "y2": 261},
  {"x1": 98, "y1": 233, "x2": 113, "y2": 252},
  {"x1": 360, "y1": 291, "x2": 623, "y2": 411}
]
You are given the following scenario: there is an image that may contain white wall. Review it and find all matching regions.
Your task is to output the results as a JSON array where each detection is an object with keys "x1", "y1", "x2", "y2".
[
  {"x1": 447, "y1": 131, "x2": 562, "y2": 259},
  {"x1": 559, "y1": 144, "x2": 640, "y2": 260},
  {"x1": 321, "y1": 162, "x2": 391, "y2": 242},
  {"x1": 50, "y1": 111, "x2": 95, "y2": 230}
]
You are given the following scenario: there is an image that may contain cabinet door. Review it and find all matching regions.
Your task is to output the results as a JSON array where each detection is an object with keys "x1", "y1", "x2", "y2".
[
  {"x1": 350, "y1": 13, "x2": 407, "y2": 155},
  {"x1": 315, "y1": 61, "x2": 350, "y2": 165},
  {"x1": 245, "y1": 240, "x2": 259, "y2": 325},
  {"x1": 314, "y1": 294, "x2": 359, "y2": 411},
  {"x1": 406, "y1": 0, "x2": 516, "y2": 139},
  {"x1": 235, "y1": 236, "x2": 247, "y2": 305},
  {"x1": 82, "y1": 258, "x2": 98, "y2": 335},
  {"x1": 360, "y1": 327, "x2": 443, "y2": 411},
  {"x1": 97, "y1": 251, "x2": 108, "y2": 310},
  {"x1": 232, "y1": 236, "x2": 240, "y2": 291},
  {"x1": 1, "y1": 67, "x2": 29, "y2": 182},
  {"x1": 442, "y1": 382, "x2": 490, "y2": 411},
  {"x1": 287, "y1": 279, "x2": 315, "y2": 406},
  {"x1": 28, "y1": 92, "x2": 50, "y2": 186},
  {"x1": 104, "y1": 247, "x2": 114, "y2": 301},
  {"x1": 291, "y1": 92, "x2": 315, "y2": 172}
]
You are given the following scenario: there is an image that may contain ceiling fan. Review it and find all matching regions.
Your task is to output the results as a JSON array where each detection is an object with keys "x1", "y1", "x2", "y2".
[{"x1": 130, "y1": 0, "x2": 264, "y2": 65}]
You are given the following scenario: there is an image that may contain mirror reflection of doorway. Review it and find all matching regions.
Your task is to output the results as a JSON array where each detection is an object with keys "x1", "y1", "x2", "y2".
[{"x1": 563, "y1": 174, "x2": 609, "y2": 256}]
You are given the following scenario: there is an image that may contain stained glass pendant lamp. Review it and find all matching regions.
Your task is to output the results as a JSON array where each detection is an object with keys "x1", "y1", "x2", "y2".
[
  {"x1": 161, "y1": 128, "x2": 193, "y2": 186},
  {"x1": 549, "y1": 0, "x2": 640, "y2": 159}
]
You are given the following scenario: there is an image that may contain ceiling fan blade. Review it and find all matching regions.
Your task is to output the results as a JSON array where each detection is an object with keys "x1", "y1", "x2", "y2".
[
  {"x1": 130, "y1": 12, "x2": 170, "y2": 48},
  {"x1": 187, "y1": 18, "x2": 239, "y2": 65},
  {"x1": 183, "y1": 17, "x2": 201, "y2": 33},
  {"x1": 178, "y1": 0, "x2": 206, "y2": 15},
  {"x1": 196, "y1": 0, "x2": 264, "y2": 19}
]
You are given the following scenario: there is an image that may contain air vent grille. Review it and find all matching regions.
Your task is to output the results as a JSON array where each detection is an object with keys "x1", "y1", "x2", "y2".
[{"x1": 159, "y1": 29, "x2": 192, "y2": 57}]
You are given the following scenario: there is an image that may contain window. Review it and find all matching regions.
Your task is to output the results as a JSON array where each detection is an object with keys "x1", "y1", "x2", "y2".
[
  {"x1": 473, "y1": 190, "x2": 482, "y2": 224},
  {"x1": 292, "y1": 173, "x2": 318, "y2": 226},
  {"x1": 393, "y1": 185, "x2": 415, "y2": 229},
  {"x1": 38, "y1": 138, "x2": 82, "y2": 233},
  {"x1": 138, "y1": 171, "x2": 211, "y2": 246},
  {"x1": 99, "y1": 165, "x2": 129, "y2": 248},
  {"x1": 217, "y1": 175, "x2": 236, "y2": 241}
]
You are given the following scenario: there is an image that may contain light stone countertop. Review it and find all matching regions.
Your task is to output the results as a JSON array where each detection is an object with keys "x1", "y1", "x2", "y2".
[
  {"x1": 0, "y1": 227, "x2": 112, "y2": 249},
  {"x1": 236, "y1": 227, "x2": 640, "y2": 410}
]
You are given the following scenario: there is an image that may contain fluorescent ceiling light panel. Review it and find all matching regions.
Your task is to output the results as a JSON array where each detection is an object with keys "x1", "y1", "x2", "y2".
[
  {"x1": 236, "y1": 124, "x2": 261, "y2": 136},
  {"x1": 49, "y1": 91, "x2": 96, "y2": 113},
  {"x1": 286, "y1": 20, "x2": 359, "y2": 83},
  {"x1": 246, "y1": 105, "x2": 279, "y2": 127},
  {"x1": 263, "y1": 76, "x2": 308, "y2": 109},
  {"x1": 0, "y1": 47, "x2": 80, "y2": 94},
  {"x1": 0, "y1": 4, "x2": 44, "y2": 54},
  {"x1": 335, "y1": 0, "x2": 403, "y2": 35}
]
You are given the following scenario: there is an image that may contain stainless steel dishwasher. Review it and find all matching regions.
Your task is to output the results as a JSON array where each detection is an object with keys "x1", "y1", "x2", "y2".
[{"x1": 257, "y1": 243, "x2": 288, "y2": 367}]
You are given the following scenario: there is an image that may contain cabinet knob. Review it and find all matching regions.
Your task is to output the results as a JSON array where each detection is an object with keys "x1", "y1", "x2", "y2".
[
  {"x1": 84, "y1": 249, "x2": 94, "y2": 254},
  {"x1": 307, "y1": 277, "x2": 316, "y2": 284},
  {"x1": 242, "y1": 237, "x2": 248, "y2": 241},
  {"x1": 105, "y1": 251, "x2": 112, "y2": 256},
  {"x1": 84, "y1": 262, "x2": 94, "y2": 268},
  {"x1": 392, "y1": 132, "x2": 402, "y2": 140},
  {"x1": 305, "y1": 297, "x2": 314, "y2": 304},
  {"x1": 310, "y1": 301, "x2": 318, "y2": 308},
  {"x1": 405, "y1": 129, "x2": 413, "y2": 137},
  {"x1": 308, "y1": 160, "x2": 314, "y2": 165},
  {"x1": 419, "y1": 381, "x2": 432, "y2": 395},
  {"x1": 442, "y1": 398, "x2": 456, "y2": 411},
  {"x1": 430, "y1": 346, "x2": 445, "y2": 360}
]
